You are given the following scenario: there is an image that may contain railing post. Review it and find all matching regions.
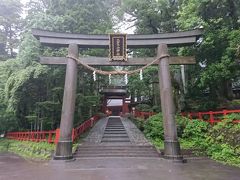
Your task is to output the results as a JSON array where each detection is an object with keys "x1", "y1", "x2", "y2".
[
  {"x1": 223, "y1": 110, "x2": 227, "y2": 116},
  {"x1": 48, "y1": 132, "x2": 52, "y2": 143},
  {"x1": 72, "y1": 128, "x2": 75, "y2": 142},
  {"x1": 209, "y1": 111, "x2": 214, "y2": 125},
  {"x1": 189, "y1": 113, "x2": 192, "y2": 120},
  {"x1": 54, "y1": 128, "x2": 60, "y2": 145}
]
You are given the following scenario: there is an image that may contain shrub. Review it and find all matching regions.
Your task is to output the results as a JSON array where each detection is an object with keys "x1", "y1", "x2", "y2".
[
  {"x1": 206, "y1": 117, "x2": 240, "y2": 166},
  {"x1": 143, "y1": 113, "x2": 194, "y2": 141},
  {"x1": 141, "y1": 112, "x2": 240, "y2": 167},
  {"x1": 182, "y1": 119, "x2": 209, "y2": 148},
  {"x1": 131, "y1": 117, "x2": 145, "y2": 131},
  {"x1": 144, "y1": 113, "x2": 164, "y2": 140},
  {"x1": 152, "y1": 105, "x2": 161, "y2": 113},
  {"x1": 228, "y1": 100, "x2": 240, "y2": 109},
  {"x1": 135, "y1": 104, "x2": 152, "y2": 112},
  {"x1": 176, "y1": 115, "x2": 190, "y2": 138}
]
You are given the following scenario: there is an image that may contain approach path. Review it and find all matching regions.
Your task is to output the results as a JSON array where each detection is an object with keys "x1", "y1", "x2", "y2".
[
  {"x1": 74, "y1": 116, "x2": 159, "y2": 158},
  {"x1": 0, "y1": 116, "x2": 239, "y2": 180}
]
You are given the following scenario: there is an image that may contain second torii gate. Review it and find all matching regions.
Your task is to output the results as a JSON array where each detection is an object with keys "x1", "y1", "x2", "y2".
[{"x1": 32, "y1": 29, "x2": 202, "y2": 161}]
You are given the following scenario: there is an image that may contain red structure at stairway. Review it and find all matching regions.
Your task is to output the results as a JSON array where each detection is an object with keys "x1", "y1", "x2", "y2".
[{"x1": 100, "y1": 86, "x2": 130, "y2": 116}]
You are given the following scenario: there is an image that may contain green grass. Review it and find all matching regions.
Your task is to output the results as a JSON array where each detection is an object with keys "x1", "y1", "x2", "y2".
[
  {"x1": 0, "y1": 127, "x2": 92, "y2": 160},
  {"x1": 0, "y1": 139, "x2": 55, "y2": 160}
]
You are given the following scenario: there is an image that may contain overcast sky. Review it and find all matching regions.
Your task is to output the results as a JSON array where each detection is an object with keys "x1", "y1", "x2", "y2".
[{"x1": 21, "y1": 0, "x2": 28, "y2": 5}]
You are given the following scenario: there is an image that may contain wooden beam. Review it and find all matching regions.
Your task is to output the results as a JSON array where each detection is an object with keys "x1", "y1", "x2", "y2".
[
  {"x1": 32, "y1": 29, "x2": 203, "y2": 48},
  {"x1": 39, "y1": 37, "x2": 196, "y2": 48},
  {"x1": 39, "y1": 56, "x2": 196, "y2": 66},
  {"x1": 106, "y1": 96, "x2": 126, "y2": 99}
]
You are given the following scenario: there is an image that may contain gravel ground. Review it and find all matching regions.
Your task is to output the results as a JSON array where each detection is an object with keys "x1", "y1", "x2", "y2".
[
  {"x1": 82, "y1": 117, "x2": 108, "y2": 144},
  {"x1": 121, "y1": 117, "x2": 151, "y2": 145}
]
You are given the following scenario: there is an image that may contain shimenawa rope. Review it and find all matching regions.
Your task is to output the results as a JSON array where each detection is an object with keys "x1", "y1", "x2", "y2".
[{"x1": 66, "y1": 54, "x2": 169, "y2": 75}]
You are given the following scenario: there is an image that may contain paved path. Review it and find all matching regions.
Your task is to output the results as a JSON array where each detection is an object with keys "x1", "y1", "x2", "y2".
[
  {"x1": 0, "y1": 116, "x2": 239, "y2": 180},
  {"x1": 0, "y1": 152, "x2": 240, "y2": 180},
  {"x1": 74, "y1": 116, "x2": 159, "y2": 158}
]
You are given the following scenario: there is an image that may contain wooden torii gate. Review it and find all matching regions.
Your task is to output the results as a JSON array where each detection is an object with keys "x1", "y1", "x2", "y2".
[{"x1": 32, "y1": 29, "x2": 202, "y2": 161}]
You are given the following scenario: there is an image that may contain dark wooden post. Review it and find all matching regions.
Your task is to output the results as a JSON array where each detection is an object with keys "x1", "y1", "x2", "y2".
[
  {"x1": 157, "y1": 44, "x2": 183, "y2": 161},
  {"x1": 54, "y1": 44, "x2": 78, "y2": 160}
]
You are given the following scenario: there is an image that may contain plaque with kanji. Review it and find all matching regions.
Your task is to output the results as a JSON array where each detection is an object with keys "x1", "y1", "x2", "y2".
[{"x1": 109, "y1": 34, "x2": 127, "y2": 61}]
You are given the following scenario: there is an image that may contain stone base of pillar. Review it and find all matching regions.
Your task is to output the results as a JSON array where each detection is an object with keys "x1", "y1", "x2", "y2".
[
  {"x1": 54, "y1": 141, "x2": 73, "y2": 160},
  {"x1": 163, "y1": 140, "x2": 185, "y2": 162}
]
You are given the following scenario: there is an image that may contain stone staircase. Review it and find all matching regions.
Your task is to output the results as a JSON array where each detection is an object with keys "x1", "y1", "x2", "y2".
[
  {"x1": 74, "y1": 117, "x2": 159, "y2": 158},
  {"x1": 101, "y1": 117, "x2": 130, "y2": 143},
  {"x1": 74, "y1": 145, "x2": 159, "y2": 158}
]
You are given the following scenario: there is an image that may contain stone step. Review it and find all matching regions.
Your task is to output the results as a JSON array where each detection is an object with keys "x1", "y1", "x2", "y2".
[
  {"x1": 77, "y1": 145, "x2": 155, "y2": 148},
  {"x1": 106, "y1": 126, "x2": 124, "y2": 128},
  {"x1": 75, "y1": 153, "x2": 159, "y2": 158},
  {"x1": 104, "y1": 132, "x2": 126, "y2": 134},
  {"x1": 105, "y1": 127, "x2": 124, "y2": 128},
  {"x1": 102, "y1": 139, "x2": 130, "y2": 141},
  {"x1": 75, "y1": 152, "x2": 159, "y2": 156},
  {"x1": 104, "y1": 132, "x2": 127, "y2": 134},
  {"x1": 103, "y1": 134, "x2": 128, "y2": 137},
  {"x1": 102, "y1": 135, "x2": 128, "y2": 138},
  {"x1": 76, "y1": 149, "x2": 158, "y2": 153},
  {"x1": 104, "y1": 129, "x2": 126, "y2": 131},
  {"x1": 101, "y1": 139, "x2": 130, "y2": 142}
]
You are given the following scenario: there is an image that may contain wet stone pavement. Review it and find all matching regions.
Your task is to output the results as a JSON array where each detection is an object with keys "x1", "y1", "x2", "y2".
[{"x1": 0, "y1": 116, "x2": 240, "y2": 180}]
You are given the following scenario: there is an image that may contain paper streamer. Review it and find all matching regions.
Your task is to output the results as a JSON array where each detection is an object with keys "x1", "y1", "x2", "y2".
[
  {"x1": 125, "y1": 74, "x2": 128, "y2": 84},
  {"x1": 93, "y1": 71, "x2": 96, "y2": 81}
]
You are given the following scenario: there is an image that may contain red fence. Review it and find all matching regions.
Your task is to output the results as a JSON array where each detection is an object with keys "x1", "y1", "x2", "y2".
[
  {"x1": 6, "y1": 130, "x2": 57, "y2": 143},
  {"x1": 72, "y1": 115, "x2": 99, "y2": 142},
  {"x1": 133, "y1": 109, "x2": 240, "y2": 125},
  {"x1": 181, "y1": 109, "x2": 240, "y2": 125},
  {"x1": 134, "y1": 110, "x2": 156, "y2": 119},
  {"x1": 6, "y1": 115, "x2": 100, "y2": 144}
]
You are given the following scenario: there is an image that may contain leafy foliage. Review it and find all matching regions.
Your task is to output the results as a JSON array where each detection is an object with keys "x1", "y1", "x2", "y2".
[
  {"x1": 144, "y1": 113, "x2": 164, "y2": 140},
  {"x1": 177, "y1": 0, "x2": 240, "y2": 104},
  {"x1": 0, "y1": 0, "x2": 23, "y2": 58},
  {"x1": 205, "y1": 115, "x2": 240, "y2": 166},
  {"x1": 135, "y1": 104, "x2": 152, "y2": 112},
  {"x1": 181, "y1": 120, "x2": 209, "y2": 148},
  {"x1": 0, "y1": 139, "x2": 55, "y2": 160},
  {"x1": 133, "y1": 112, "x2": 240, "y2": 167},
  {"x1": 0, "y1": 0, "x2": 117, "y2": 133}
]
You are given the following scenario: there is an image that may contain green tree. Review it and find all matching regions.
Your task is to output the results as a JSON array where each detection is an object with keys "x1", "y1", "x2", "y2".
[
  {"x1": 0, "y1": 0, "x2": 118, "y2": 133},
  {"x1": 0, "y1": 0, "x2": 23, "y2": 59},
  {"x1": 178, "y1": 0, "x2": 240, "y2": 103},
  {"x1": 121, "y1": 0, "x2": 179, "y2": 33}
]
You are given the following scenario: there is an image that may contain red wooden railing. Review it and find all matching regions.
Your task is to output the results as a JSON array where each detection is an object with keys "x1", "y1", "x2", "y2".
[
  {"x1": 134, "y1": 110, "x2": 156, "y2": 119},
  {"x1": 6, "y1": 115, "x2": 100, "y2": 144},
  {"x1": 181, "y1": 109, "x2": 240, "y2": 125},
  {"x1": 6, "y1": 130, "x2": 57, "y2": 143},
  {"x1": 72, "y1": 115, "x2": 99, "y2": 142},
  {"x1": 133, "y1": 109, "x2": 240, "y2": 125}
]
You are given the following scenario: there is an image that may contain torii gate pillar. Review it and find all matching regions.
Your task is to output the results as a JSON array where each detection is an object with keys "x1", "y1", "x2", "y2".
[
  {"x1": 158, "y1": 44, "x2": 183, "y2": 160},
  {"x1": 54, "y1": 44, "x2": 78, "y2": 160}
]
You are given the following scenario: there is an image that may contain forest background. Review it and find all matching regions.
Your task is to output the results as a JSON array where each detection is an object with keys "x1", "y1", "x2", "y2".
[{"x1": 0, "y1": 0, "x2": 240, "y2": 133}]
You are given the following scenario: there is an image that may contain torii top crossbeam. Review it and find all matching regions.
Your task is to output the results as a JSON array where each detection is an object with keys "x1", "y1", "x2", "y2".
[{"x1": 32, "y1": 29, "x2": 202, "y2": 48}]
